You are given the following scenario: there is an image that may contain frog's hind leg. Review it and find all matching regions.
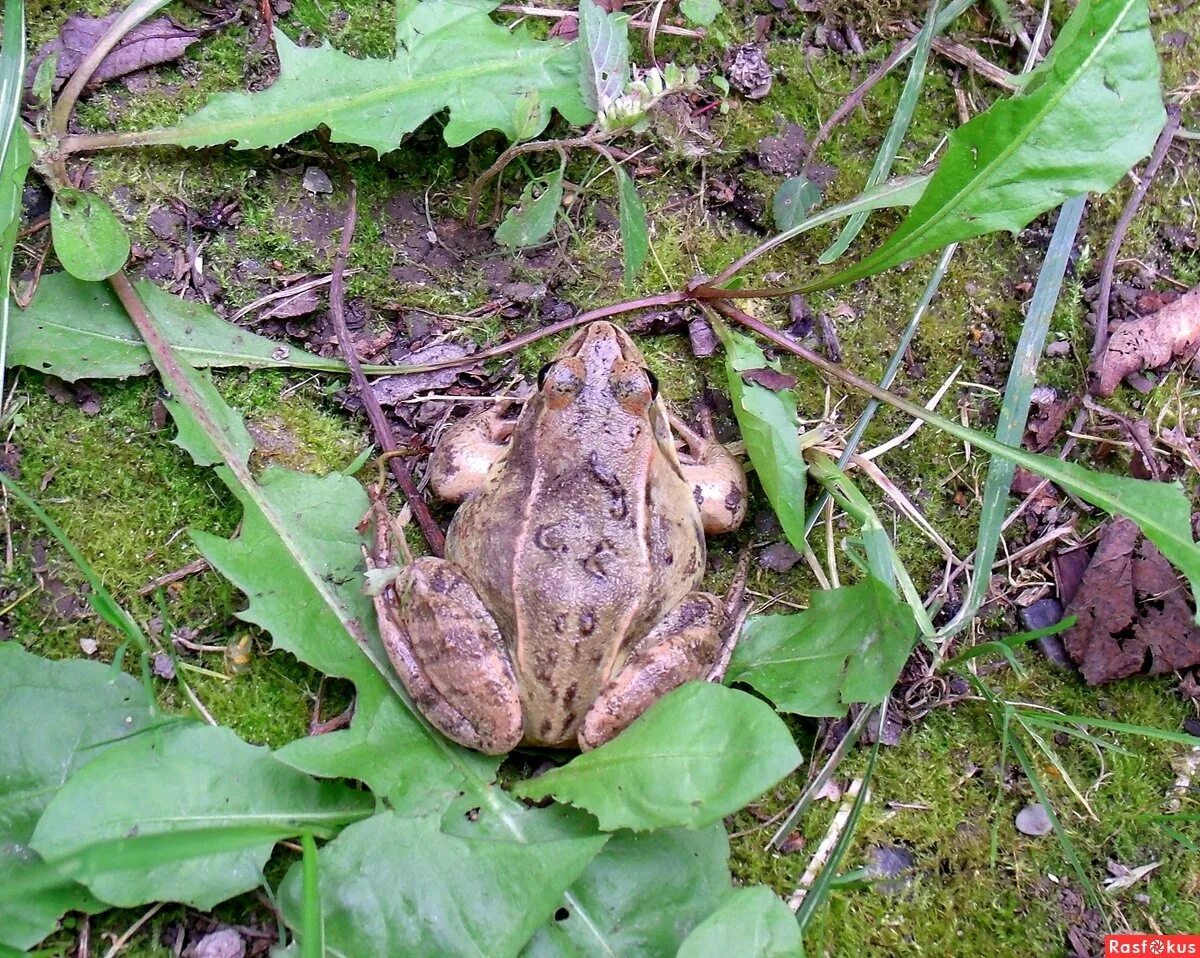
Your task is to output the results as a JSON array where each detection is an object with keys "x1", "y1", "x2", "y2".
[
  {"x1": 428, "y1": 403, "x2": 516, "y2": 503},
  {"x1": 577, "y1": 592, "x2": 725, "y2": 751},
  {"x1": 379, "y1": 557, "x2": 523, "y2": 755}
]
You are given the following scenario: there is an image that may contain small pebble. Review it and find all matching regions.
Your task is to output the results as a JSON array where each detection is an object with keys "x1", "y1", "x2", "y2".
[
  {"x1": 302, "y1": 167, "x2": 334, "y2": 195},
  {"x1": 191, "y1": 929, "x2": 245, "y2": 958},
  {"x1": 1016, "y1": 803, "x2": 1053, "y2": 836},
  {"x1": 152, "y1": 652, "x2": 176, "y2": 680},
  {"x1": 78, "y1": 637, "x2": 98, "y2": 656}
]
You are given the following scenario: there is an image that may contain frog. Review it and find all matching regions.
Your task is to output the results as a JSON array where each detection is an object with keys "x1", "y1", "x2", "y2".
[{"x1": 372, "y1": 321, "x2": 747, "y2": 754}]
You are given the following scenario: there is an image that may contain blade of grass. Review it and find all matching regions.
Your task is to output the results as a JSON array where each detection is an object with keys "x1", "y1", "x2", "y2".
[
  {"x1": 0, "y1": 471, "x2": 148, "y2": 655},
  {"x1": 1016, "y1": 710, "x2": 1200, "y2": 747},
  {"x1": 818, "y1": 0, "x2": 940, "y2": 263},
  {"x1": 802, "y1": 244, "x2": 957, "y2": 541},
  {"x1": 967, "y1": 674, "x2": 1106, "y2": 918},
  {"x1": 0, "y1": 0, "x2": 27, "y2": 409},
  {"x1": 941, "y1": 617, "x2": 1075, "y2": 667},
  {"x1": 794, "y1": 703, "x2": 887, "y2": 932},
  {"x1": 768, "y1": 705, "x2": 875, "y2": 850},
  {"x1": 932, "y1": 196, "x2": 1088, "y2": 650},
  {"x1": 300, "y1": 832, "x2": 324, "y2": 958}
]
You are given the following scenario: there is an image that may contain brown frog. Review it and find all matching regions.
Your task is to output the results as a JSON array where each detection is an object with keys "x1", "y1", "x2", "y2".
[{"x1": 373, "y1": 322, "x2": 747, "y2": 754}]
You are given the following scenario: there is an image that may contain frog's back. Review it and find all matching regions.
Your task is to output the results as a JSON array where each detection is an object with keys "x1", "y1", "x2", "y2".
[{"x1": 446, "y1": 401, "x2": 704, "y2": 746}]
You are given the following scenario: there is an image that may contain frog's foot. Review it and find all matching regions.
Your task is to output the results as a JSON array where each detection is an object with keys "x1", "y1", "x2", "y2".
[
  {"x1": 669, "y1": 415, "x2": 748, "y2": 534},
  {"x1": 429, "y1": 402, "x2": 517, "y2": 503},
  {"x1": 578, "y1": 592, "x2": 724, "y2": 751},
  {"x1": 378, "y1": 557, "x2": 522, "y2": 755}
]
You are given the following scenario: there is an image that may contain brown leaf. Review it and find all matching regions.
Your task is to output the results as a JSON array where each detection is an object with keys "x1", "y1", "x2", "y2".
[
  {"x1": 370, "y1": 342, "x2": 475, "y2": 406},
  {"x1": 1092, "y1": 286, "x2": 1200, "y2": 396},
  {"x1": 740, "y1": 366, "x2": 797, "y2": 391},
  {"x1": 1062, "y1": 517, "x2": 1200, "y2": 684},
  {"x1": 28, "y1": 13, "x2": 203, "y2": 93}
]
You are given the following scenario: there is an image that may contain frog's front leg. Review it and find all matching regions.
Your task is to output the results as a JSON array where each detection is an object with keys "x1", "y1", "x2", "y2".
[
  {"x1": 428, "y1": 404, "x2": 515, "y2": 503},
  {"x1": 377, "y1": 556, "x2": 523, "y2": 755},
  {"x1": 578, "y1": 593, "x2": 726, "y2": 751},
  {"x1": 672, "y1": 418, "x2": 748, "y2": 534}
]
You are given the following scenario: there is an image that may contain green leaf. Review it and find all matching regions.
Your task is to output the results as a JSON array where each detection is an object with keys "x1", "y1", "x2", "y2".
[
  {"x1": 679, "y1": 0, "x2": 721, "y2": 26},
  {"x1": 110, "y1": 5, "x2": 593, "y2": 153},
  {"x1": 616, "y1": 167, "x2": 648, "y2": 288},
  {"x1": 495, "y1": 165, "x2": 564, "y2": 247},
  {"x1": 164, "y1": 364, "x2": 255, "y2": 468},
  {"x1": 0, "y1": 0, "x2": 29, "y2": 404},
  {"x1": 277, "y1": 812, "x2": 607, "y2": 958},
  {"x1": 9, "y1": 273, "x2": 363, "y2": 382},
  {"x1": 524, "y1": 826, "x2": 733, "y2": 957},
  {"x1": 676, "y1": 886, "x2": 802, "y2": 958},
  {"x1": 276, "y1": 667, "x2": 500, "y2": 817},
  {"x1": 513, "y1": 683, "x2": 801, "y2": 831},
  {"x1": 30, "y1": 723, "x2": 372, "y2": 909},
  {"x1": 577, "y1": 0, "x2": 630, "y2": 111},
  {"x1": 772, "y1": 176, "x2": 821, "y2": 232},
  {"x1": 800, "y1": 0, "x2": 1164, "y2": 292},
  {"x1": 728, "y1": 577, "x2": 918, "y2": 717},
  {"x1": 49, "y1": 190, "x2": 131, "y2": 281},
  {"x1": 716, "y1": 324, "x2": 808, "y2": 550},
  {"x1": 0, "y1": 645, "x2": 155, "y2": 949}
]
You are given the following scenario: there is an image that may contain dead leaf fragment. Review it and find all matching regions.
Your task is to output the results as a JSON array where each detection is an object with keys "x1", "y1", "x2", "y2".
[
  {"x1": 371, "y1": 342, "x2": 475, "y2": 406},
  {"x1": 28, "y1": 13, "x2": 202, "y2": 93},
  {"x1": 1062, "y1": 517, "x2": 1200, "y2": 684},
  {"x1": 725, "y1": 44, "x2": 773, "y2": 99},
  {"x1": 740, "y1": 367, "x2": 797, "y2": 391},
  {"x1": 1092, "y1": 286, "x2": 1200, "y2": 396}
]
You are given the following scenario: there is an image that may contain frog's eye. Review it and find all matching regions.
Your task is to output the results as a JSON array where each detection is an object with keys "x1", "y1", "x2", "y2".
[
  {"x1": 536, "y1": 362, "x2": 554, "y2": 390},
  {"x1": 643, "y1": 368, "x2": 659, "y2": 400}
]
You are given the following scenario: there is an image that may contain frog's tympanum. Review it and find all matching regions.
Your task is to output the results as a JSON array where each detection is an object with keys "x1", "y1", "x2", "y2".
[{"x1": 375, "y1": 322, "x2": 747, "y2": 754}]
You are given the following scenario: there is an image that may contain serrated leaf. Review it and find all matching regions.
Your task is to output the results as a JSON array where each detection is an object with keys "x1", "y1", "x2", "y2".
[
  {"x1": 8, "y1": 273, "x2": 361, "y2": 382},
  {"x1": 616, "y1": 167, "x2": 648, "y2": 288},
  {"x1": 523, "y1": 825, "x2": 733, "y2": 957},
  {"x1": 679, "y1": 0, "x2": 721, "y2": 26},
  {"x1": 716, "y1": 324, "x2": 808, "y2": 549},
  {"x1": 727, "y1": 577, "x2": 920, "y2": 717},
  {"x1": 772, "y1": 175, "x2": 821, "y2": 231},
  {"x1": 495, "y1": 165, "x2": 564, "y2": 247},
  {"x1": 49, "y1": 190, "x2": 130, "y2": 281},
  {"x1": 577, "y1": 0, "x2": 630, "y2": 111},
  {"x1": 109, "y1": 3, "x2": 593, "y2": 153},
  {"x1": 278, "y1": 812, "x2": 607, "y2": 958},
  {"x1": 165, "y1": 363, "x2": 254, "y2": 468},
  {"x1": 676, "y1": 886, "x2": 802, "y2": 958},
  {"x1": 0, "y1": 645, "x2": 155, "y2": 949},
  {"x1": 800, "y1": 0, "x2": 1164, "y2": 292},
  {"x1": 276, "y1": 667, "x2": 500, "y2": 817},
  {"x1": 30, "y1": 723, "x2": 372, "y2": 909},
  {"x1": 513, "y1": 683, "x2": 801, "y2": 831}
]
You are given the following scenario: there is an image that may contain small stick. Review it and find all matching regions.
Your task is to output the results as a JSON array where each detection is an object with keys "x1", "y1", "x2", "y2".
[
  {"x1": 325, "y1": 185, "x2": 446, "y2": 557},
  {"x1": 138, "y1": 557, "x2": 210, "y2": 595},
  {"x1": 788, "y1": 778, "x2": 865, "y2": 911},
  {"x1": 1090, "y1": 104, "x2": 1182, "y2": 362},
  {"x1": 101, "y1": 901, "x2": 165, "y2": 958},
  {"x1": 495, "y1": 3, "x2": 703, "y2": 37}
]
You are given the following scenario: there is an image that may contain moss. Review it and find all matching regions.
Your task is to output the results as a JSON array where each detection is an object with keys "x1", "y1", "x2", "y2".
[{"x1": 14, "y1": 0, "x2": 1200, "y2": 952}]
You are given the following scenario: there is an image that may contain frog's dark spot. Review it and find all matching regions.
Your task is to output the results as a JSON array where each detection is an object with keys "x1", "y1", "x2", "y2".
[
  {"x1": 563, "y1": 681, "x2": 579, "y2": 710},
  {"x1": 579, "y1": 611, "x2": 596, "y2": 636},
  {"x1": 534, "y1": 522, "x2": 569, "y2": 554},
  {"x1": 591, "y1": 648, "x2": 605, "y2": 665},
  {"x1": 693, "y1": 485, "x2": 705, "y2": 510},
  {"x1": 581, "y1": 539, "x2": 615, "y2": 579},
  {"x1": 539, "y1": 718, "x2": 554, "y2": 738},
  {"x1": 724, "y1": 483, "x2": 745, "y2": 512},
  {"x1": 531, "y1": 647, "x2": 559, "y2": 682},
  {"x1": 553, "y1": 612, "x2": 569, "y2": 634},
  {"x1": 587, "y1": 451, "x2": 628, "y2": 519}
]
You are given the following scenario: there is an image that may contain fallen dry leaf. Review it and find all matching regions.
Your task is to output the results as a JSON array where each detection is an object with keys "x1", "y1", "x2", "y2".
[
  {"x1": 1062, "y1": 517, "x2": 1200, "y2": 684},
  {"x1": 28, "y1": 13, "x2": 203, "y2": 93},
  {"x1": 740, "y1": 366, "x2": 797, "y2": 391},
  {"x1": 1092, "y1": 286, "x2": 1200, "y2": 396}
]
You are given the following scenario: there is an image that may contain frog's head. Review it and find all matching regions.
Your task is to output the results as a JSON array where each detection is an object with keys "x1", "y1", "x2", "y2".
[{"x1": 536, "y1": 321, "x2": 659, "y2": 416}]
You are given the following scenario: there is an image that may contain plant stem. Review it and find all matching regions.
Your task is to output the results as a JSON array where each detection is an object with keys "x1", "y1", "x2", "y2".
[{"x1": 324, "y1": 183, "x2": 446, "y2": 557}]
